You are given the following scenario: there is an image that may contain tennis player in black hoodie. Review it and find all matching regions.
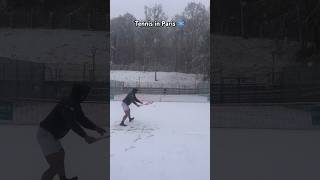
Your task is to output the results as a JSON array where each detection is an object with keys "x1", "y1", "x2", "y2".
[
  {"x1": 120, "y1": 88, "x2": 143, "y2": 126},
  {"x1": 36, "y1": 83, "x2": 106, "y2": 180}
]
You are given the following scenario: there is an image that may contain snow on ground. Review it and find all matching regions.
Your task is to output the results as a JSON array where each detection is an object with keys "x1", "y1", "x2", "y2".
[
  {"x1": 111, "y1": 70, "x2": 208, "y2": 88},
  {"x1": 110, "y1": 101, "x2": 210, "y2": 180},
  {"x1": 0, "y1": 28, "x2": 107, "y2": 64},
  {"x1": 0, "y1": 125, "x2": 108, "y2": 180},
  {"x1": 213, "y1": 128, "x2": 320, "y2": 180}
]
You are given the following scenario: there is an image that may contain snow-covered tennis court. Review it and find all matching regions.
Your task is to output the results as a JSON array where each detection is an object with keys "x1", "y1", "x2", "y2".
[
  {"x1": 2, "y1": 116, "x2": 320, "y2": 180},
  {"x1": 0, "y1": 125, "x2": 108, "y2": 180},
  {"x1": 110, "y1": 100, "x2": 210, "y2": 180},
  {"x1": 213, "y1": 128, "x2": 320, "y2": 180}
]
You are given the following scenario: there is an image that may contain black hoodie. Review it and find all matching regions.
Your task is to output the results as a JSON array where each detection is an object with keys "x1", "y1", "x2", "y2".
[
  {"x1": 122, "y1": 89, "x2": 142, "y2": 106},
  {"x1": 40, "y1": 84, "x2": 97, "y2": 140}
]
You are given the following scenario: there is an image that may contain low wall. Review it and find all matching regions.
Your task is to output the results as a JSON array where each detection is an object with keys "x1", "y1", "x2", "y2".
[{"x1": 113, "y1": 94, "x2": 209, "y2": 103}]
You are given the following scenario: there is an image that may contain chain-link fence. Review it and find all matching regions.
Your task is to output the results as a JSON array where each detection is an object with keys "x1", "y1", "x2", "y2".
[
  {"x1": 212, "y1": 83, "x2": 320, "y2": 104},
  {"x1": 0, "y1": 57, "x2": 107, "y2": 82},
  {"x1": 110, "y1": 64, "x2": 175, "y2": 72},
  {"x1": 110, "y1": 79, "x2": 210, "y2": 102},
  {"x1": 0, "y1": 58, "x2": 45, "y2": 81},
  {"x1": 0, "y1": 58, "x2": 108, "y2": 101},
  {"x1": 0, "y1": 81, "x2": 108, "y2": 102},
  {"x1": 44, "y1": 63, "x2": 107, "y2": 82},
  {"x1": 111, "y1": 64, "x2": 209, "y2": 75},
  {"x1": 110, "y1": 79, "x2": 209, "y2": 89}
]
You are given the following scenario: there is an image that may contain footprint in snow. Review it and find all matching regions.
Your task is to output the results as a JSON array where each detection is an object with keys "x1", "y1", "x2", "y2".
[{"x1": 125, "y1": 146, "x2": 136, "y2": 152}]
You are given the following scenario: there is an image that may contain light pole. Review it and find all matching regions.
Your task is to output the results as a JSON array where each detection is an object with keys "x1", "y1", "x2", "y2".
[
  {"x1": 154, "y1": 37, "x2": 159, "y2": 81},
  {"x1": 91, "y1": 46, "x2": 97, "y2": 82},
  {"x1": 240, "y1": 0, "x2": 247, "y2": 37}
]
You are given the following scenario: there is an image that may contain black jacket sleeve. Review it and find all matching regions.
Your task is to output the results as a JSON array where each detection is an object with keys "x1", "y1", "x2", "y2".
[
  {"x1": 132, "y1": 101, "x2": 139, "y2": 106},
  {"x1": 70, "y1": 120, "x2": 88, "y2": 138},
  {"x1": 60, "y1": 104, "x2": 88, "y2": 138},
  {"x1": 75, "y1": 104, "x2": 97, "y2": 130},
  {"x1": 133, "y1": 94, "x2": 142, "y2": 104}
]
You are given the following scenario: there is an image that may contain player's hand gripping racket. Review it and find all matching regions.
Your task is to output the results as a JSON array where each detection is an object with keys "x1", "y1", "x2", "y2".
[{"x1": 141, "y1": 100, "x2": 153, "y2": 105}]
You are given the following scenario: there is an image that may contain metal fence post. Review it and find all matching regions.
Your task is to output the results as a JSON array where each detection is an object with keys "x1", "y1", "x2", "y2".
[{"x1": 87, "y1": 13, "x2": 91, "y2": 30}]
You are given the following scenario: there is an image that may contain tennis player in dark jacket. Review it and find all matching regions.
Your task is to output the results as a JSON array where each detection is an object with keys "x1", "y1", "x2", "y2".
[
  {"x1": 36, "y1": 84, "x2": 106, "y2": 180},
  {"x1": 120, "y1": 88, "x2": 143, "y2": 126}
]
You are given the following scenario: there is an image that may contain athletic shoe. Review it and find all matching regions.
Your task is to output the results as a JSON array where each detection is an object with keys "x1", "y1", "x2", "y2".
[
  {"x1": 120, "y1": 122, "x2": 127, "y2": 126},
  {"x1": 129, "y1": 117, "x2": 134, "y2": 122}
]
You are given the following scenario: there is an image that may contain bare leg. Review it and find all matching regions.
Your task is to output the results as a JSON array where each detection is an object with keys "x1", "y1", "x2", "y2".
[
  {"x1": 128, "y1": 109, "x2": 132, "y2": 119},
  {"x1": 41, "y1": 166, "x2": 57, "y2": 180},
  {"x1": 121, "y1": 113, "x2": 128, "y2": 124},
  {"x1": 41, "y1": 149, "x2": 66, "y2": 180},
  {"x1": 57, "y1": 149, "x2": 66, "y2": 180},
  {"x1": 120, "y1": 110, "x2": 131, "y2": 125}
]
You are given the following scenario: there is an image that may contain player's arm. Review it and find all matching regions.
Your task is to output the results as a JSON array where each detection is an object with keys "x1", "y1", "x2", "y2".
[
  {"x1": 59, "y1": 103, "x2": 96, "y2": 144},
  {"x1": 129, "y1": 94, "x2": 140, "y2": 107},
  {"x1": 71, "y1": 121, "x2": 98, "y2": 144},
  {"x1": 76, "y1": 105, "x2": 106, "y2": 135},
  {"x1": 132, "y1": 101, "x2": 140, "y2": 107},
  {"x1": 133, "y1": 94, "x2": 143, "y2": 104}
]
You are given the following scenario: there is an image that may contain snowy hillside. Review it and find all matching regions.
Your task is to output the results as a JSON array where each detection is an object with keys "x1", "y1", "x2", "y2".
[
  {"x1": 0, "y1": 28, "x2": 107, "y2": 65},
  {"x1": 111, "y1": 70, "x2": 209, "y2": 88},
  {"x1": 213, "y1": 35, "x2": 299, "y2": 82}
]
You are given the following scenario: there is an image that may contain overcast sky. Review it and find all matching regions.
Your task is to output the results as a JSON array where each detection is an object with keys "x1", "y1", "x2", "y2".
[{"x1": 111, "y1": 0, "x2": 210, "y2": 19}]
